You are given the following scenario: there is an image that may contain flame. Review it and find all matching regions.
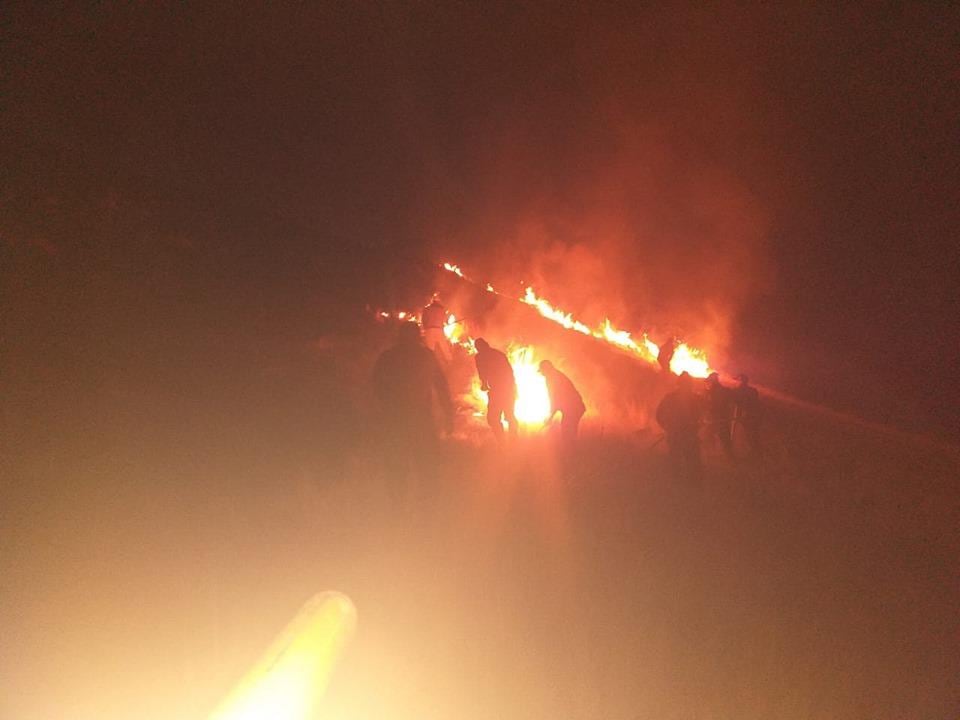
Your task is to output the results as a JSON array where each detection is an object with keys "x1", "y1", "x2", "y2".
[
  {"x1": 669, "y1": 343, "x2": 711, "y2": 378},
  {"x1": 600, "y1": 319, "x2": 659, "y2": 364},
  {"x1": 522, "y1": 287, "x2": 593, "y2": 336},
  {"x1": 442, "y1": 262, "x2": 464, "y2": 277},
  {"x1": 507, "y1": 345, "x2": 552, "y2": 426},
  {"x1": 443, "y1": 313, "x2": 464, "y2": 344},
  {"x1": 440, "y1": 261, "x2": 713, "y2": 378},
  {"x1": 377, "y1": 309, "x2": 418, "y2": 323}
]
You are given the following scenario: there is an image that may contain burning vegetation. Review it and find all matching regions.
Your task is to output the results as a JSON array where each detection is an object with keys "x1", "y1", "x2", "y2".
[{"x1": 375, "y1": 260, "x2": 714, "y2": 433}]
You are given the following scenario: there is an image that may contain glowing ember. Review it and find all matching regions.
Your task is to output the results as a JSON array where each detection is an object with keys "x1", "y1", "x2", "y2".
[
  {"x1": 377, "y1": 309, "x2": 418, "y2": 323},
  {"x1": 508, "y1": 345, "x2": 552, "y2": 426}
]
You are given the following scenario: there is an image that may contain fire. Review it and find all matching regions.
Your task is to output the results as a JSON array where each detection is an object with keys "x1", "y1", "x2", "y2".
[
  {"x1": 522, "y1": 287, "x2": 593, "y2": 336},
  {"x1": 373, "y1": 261, "x2": 716, "y2": 434},
  {"x1": 442, "y1": 262, "x2": 464, "y2": 277},
  {"x1": 600, "y1": 319, "x2": 659, "y2": 364},
  {"x1": 507, "y1": 345, "x2": 552, "y2": 426},
  {"x1": 669, "y1": 342, "x2": 711, "y2": 378},
  {"x1": 443, "y1": 313, "x2": 462, "y2": 343},
  {"x1": 441, "y1": 262, "x2": 713, "y2": 378}
]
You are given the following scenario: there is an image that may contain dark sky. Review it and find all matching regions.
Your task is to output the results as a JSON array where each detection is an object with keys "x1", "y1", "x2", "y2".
[{"x1": 2, "y1": 3, "x2": 958, "y2": 439}]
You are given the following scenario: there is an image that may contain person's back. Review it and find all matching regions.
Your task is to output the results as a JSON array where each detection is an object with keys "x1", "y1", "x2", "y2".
[
  {"x1": 705, "y1": 375, "x2": 733, "y2": 421},
  {"x1": 373, "y1": 324, "x2": 452, "y2": 431},
  {"x1": 473, "y1": 338, "x2": 518, "y2": 438},
  {"x1": 475, "y1": 343, "x2": 516, "y2": 394},
  {"x1": 732, "y1": 374, "x2": 762, "y2": 456},
  {"x1": 539, "y1": 360, "x2": 586, "y2": 453},
  {"x1": 541, "y1": 363, "x2": 585, "y2": 415},
  {"x1": 372, "y1": 323, "x2": 453, "y2": 501},
  {"x1": 374, "y1": 343, "x2": 438, "y2": 423},
  {"x1": 656, "y1": 374, "x2": 703, "y2": 481},
  {"x1": 733, "y1": 377, "x2": 760, "y2": 420},
  {"x1": 656, "y1": 388, "x2": 701, "y2": 437}
]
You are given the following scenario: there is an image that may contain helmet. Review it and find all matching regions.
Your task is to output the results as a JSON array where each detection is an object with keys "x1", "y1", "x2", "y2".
[
  {"x1": 474, "y1": 337, "x2": 489, "y2": 352},
  {"x1": 538, "y1": 359, "x2": 554, "y2": 374}
]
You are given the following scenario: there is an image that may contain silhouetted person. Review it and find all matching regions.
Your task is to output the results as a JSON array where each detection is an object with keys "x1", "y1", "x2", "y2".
[
  {"x1": 421, "y1": 297, "x2": 451, "y2": 363},
  {"x1": 473, "y1": 338, "x2": 518, "y2": 439},
  {"x1": 372, "y1": 322, "x2": 453, "y2": 498},
  {"x1": 732, "y1": 373, "x2": 762, "y2": 457},
  {"x1": 655, "y1": 372, "x2": 703, "y2": 482},
  {"x1": 704, "y1": 372, "x2": 735, "y2": 459},
  {"x1": 539, "y1": 360, "x2": 586, "y2": 449},
  {"x1": 658, "y1": 336, "x2": 676, "y2": 373}
]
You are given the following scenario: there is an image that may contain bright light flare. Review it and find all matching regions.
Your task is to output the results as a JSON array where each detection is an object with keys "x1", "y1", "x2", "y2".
[
  {"x1": 208, "y1": 592, "x2": 356, "y2": 720},
  {"x1": 508, "y1": 345, "x2": 552, "y2": 426},
  {"x1": 669, "y1": 343, "x2": 712, "y2": 378}
]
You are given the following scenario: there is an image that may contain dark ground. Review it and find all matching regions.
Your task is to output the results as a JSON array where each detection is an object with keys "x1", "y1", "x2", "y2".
[{"x1": 2, "y1": 312, "x2": 957, "y2": 720}]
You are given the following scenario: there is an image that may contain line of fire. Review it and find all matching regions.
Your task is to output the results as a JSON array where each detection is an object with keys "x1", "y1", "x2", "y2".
[{"x1": 372, "y1": 260, "x2": 728, "y2": 439}]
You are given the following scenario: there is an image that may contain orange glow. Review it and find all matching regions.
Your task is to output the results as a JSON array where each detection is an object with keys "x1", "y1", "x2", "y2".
[
  {"x1": 377, "y1": 309, "x2": 418, "y2": 323},
  {"x1": 208, "y1": 592, "x2": 356, "y2": 720},
  {"x1": 440, "y1": 261, "x2": 713, "y2": 377},
  {"x1": 600, "y1": 319, "x2": 659, "y2": 364},
  {"x1": 508, "y1": 345, "x2": 552, "y2": 426},
  {"x1": 668, "y1": 343, "x2": 711, "y2": 378},
  {"x1": 522, "y1": 287, "x2": 593, "y2": 336},
  {"x1": 442, "y1": 262, "x2": 464, "y2": 277},
  {"x1": 443, "y1": 313, "x2": 469, "y2": 348}
]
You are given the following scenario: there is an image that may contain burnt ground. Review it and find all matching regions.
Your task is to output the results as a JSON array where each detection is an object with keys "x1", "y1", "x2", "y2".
[{"x1": 2, "y1": 315, "x2": 958, "y2": 720}]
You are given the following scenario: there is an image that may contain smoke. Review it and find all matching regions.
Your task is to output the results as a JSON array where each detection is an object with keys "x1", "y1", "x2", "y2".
[{"x1": 404, "y1": 6, "x2": 776, "y2": 369}]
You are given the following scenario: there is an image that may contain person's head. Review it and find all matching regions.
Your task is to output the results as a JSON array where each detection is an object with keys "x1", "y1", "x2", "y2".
[
  {"x1": 397, "y1": 321, "x2": 422, "y2": 346},
  {"x1": 706, "y1": 372, "x2": 720, "y2": 387},
  {"x1": 474, "y1": 337, "x2": 490, "y2": 353},
  {"x1": 538, "y1": 359, "x2": 555, "y2": 375},
  {"x1": 736, "y1": 373, "x2": 749, "y2": 387}
]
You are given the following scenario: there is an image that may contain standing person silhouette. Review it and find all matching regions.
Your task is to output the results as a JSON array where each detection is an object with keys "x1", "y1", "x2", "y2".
[
  {"x1": 372, "y1": 322, "x2": 454, "y2": 499},
  {"x1": 420, "y1": 297, "x2": 451, "y2": 363},
  {"x1": 473, "y1": 338, "x2": 518, "y2": 440},
  {"x1": 656, "y1": 372, "x2": 704, "y2": 483}
]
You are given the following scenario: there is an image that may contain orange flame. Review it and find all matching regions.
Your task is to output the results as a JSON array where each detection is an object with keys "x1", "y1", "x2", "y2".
[
  {"x1": 507, "y1": 345, "x2": 551, "y2": 427},
  {"x1": 668, "y1": 343, "x2": 711, "y2": 378},
  {"x1": 522, "y1": 287, "x2": 593, "y2": 336},
  {"x1": 442, "y1": 262, "x2": 464, "y2": 278},
  {"x1": 441, "y1": 262, "x2": 713, "y2": 378}
]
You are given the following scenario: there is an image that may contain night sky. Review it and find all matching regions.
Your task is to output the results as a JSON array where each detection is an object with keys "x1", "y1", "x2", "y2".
[{"x1": 3, "y1": 3, "x2": 958, "y2": 437}]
